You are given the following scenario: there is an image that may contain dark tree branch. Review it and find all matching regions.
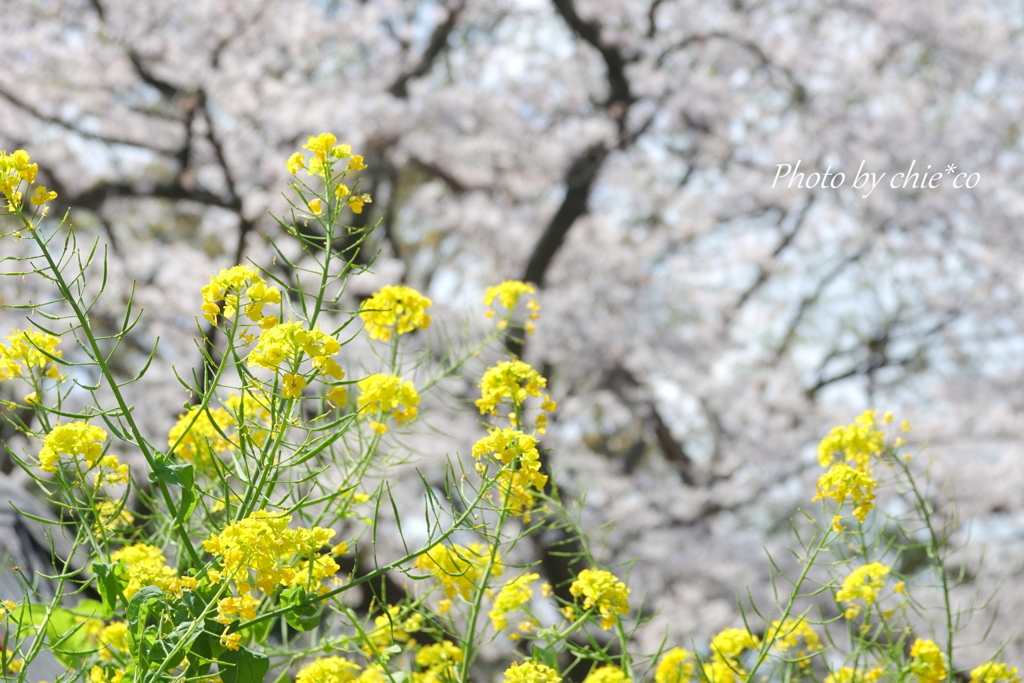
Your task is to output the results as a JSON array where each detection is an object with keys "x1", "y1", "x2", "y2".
[
  {"x1": 388, "y1": 2, "x2": 466, "y2": 98},
  {"x1": 551, "y1": 0, "x2": 635, "y2": 108}
]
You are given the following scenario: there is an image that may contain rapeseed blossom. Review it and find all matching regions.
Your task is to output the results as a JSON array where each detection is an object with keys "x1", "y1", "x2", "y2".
[
  {"x1": 360, "y1": 285, "x2": 433, "y2": 342},
  {"x1": 167, "y1": 405, "x2": 237, "y2": 469},
  {"x1": 110, "y1": 543, "x2": 180, "y2": 598},
  {"x1": 814, "y1": 463, "x2": 878, "y2": 528},
  {"x1": 1, "y1": 150, "x2": 49, "y2": 213},
  {"x1": 39, "y1": 422, "x2": 129, "y2": 486},
  {"x1": 583, "y1": 666, "x2": 629, "y2": 683},
  {"x1": 766, "y1": 617, "x2": 822, "y2": 666},
  {"x1": 824, "y1": 668, "x2": 884, "y2": 683},
  {"x1": 909, "y1": 639, "x2": 947, "y2": 683},
  {"x1": 569, "y1": 568, "x2": 630, "y2": 629},
  {"x1": 818, "y1": 411, "x2": 885, "y2": 469},
  {"x1": 202, "y1": 509, "x2": 338, "y2": 595},
  {"x1": 476, "y1": 361, "x2": 550, "y2": 425},
  {"x1": 483, "y1": 281, "x2": 541, "y2": 332},
  {"x1": 415, "y1": 641, "x2": 464, "y2": 683},
  {"x1": 970, "y1": 663, "x2": 1021, "y2": 683},
  {"x1": 93, "y1": 500, "x2": 134, "y2": 533},
  {"x1": 357, "y1": 374, "x2": 420, "y2": 433},
  {"x1": 92, "y1": 621, "x2": 128, "y2": 661},
  {"x1": 247, "y1": 321, "x2": 341, "y2": 373},
  {"x1": 472, "y1": 428, "x2": 547, "y2": 514},
  {"x1": 836, "y1": 562, "x2": 890, "y2": 619},
  {"x1": 0, "y1": 329, "x2": 62, "y2": 380},
  {"x1": 503, "y1": 661, "x2": 561, "y2": 683},
  {"x1": 655, "y1": 648, "x2": 695, "y2": 683},
  {"x1": 364, "y1": 605, "x2": 423, "y2": 655},
  {"x1": 296, "y1": 657, "x2": 361, "y2": 683},
  {"x1": 414, "y1": 542, "x2": 499, "y2": 600},
  {"x1": 200, "y1": 265, "x2": 281, "y2": 326},
  {"x1": 489, "y1": 572, "x2": 539, "y2": 630}
]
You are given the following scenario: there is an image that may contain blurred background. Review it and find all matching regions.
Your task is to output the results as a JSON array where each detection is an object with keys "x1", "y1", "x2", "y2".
[{"x1": 3, "y1": 0, "x2": 1024, "y2": 667}]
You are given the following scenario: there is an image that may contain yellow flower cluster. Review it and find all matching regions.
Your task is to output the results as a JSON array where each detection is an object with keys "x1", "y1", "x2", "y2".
[
  {"x1": 286, "y1": 134, "x2": 371, "y2": 213},
  {"x1": 489, "y1": 572, "x2": 539, "y2": 630},
  {"x1": 504, "y1": 661, "x2": 562, "y2": 683},
  {"x1": 909, "y1": 639, "x2": 948, "y2": 683},
  {"x1": 813, "y1": 411, "x2": 900, "y2": 531},
  {"x1": 110, "y1": 543, "x2": 181, "y2": 599},
  {"x1": 583, "y1": 666, "x2": 629, "y2": 683},
  {"x1": 202, "y1": 509, "x2": 339, "y2": 596},
  {"x1": 702, "y1": 627, "x2": 761, "y2": 683},
  {"x1": 248, "y1": 321, "x2": 341, "y2": 370},
  {"x1": 813, "y1": 464, "x2": 877, "y2": 529},
  {"x1": 89, "y1": 665, "x2": 125, "y2": 683},
  {"x1": 818, "y1": 410, "x2": 886, "y2": 468},
  {"x1": 414, "y1": 641, "x2": 464, "y2": 683},
  {"x1": 360, "y1": 285, "x2": 433, "y2": 342},
  {"x1": 568, "y1": 568, "x2": 630, "y2": 630},
  {"x1": 476, "y1": 361, "x2": 552, "y2": 423},
  {"x1": 365, "y1": 605, "x2": 423, "y2": 655},
  {"x1": 655, "y1": 648, "x2": 696, "y2": 683},
  {"x1": 472, "y1": 428, "x2": 547, "y2": 515},
  {"x1": 93, "y1": 500, "x2": 135, "y2": 534},
  {"x1": 824, "y1": 668, "x2": 884, "y2": 683},
  {"x1": 357, "y1": 374, "x2": 420, "y2": 433},
  {"x1": 297, "y1": 657, "x2": 362, "y2": 683},
  {"x1": 201, "y1": 265, "x2": 281, "y2": 327},
  {"x1": 484, "y1": 281, "x2": 541, "y2": 334},
  {"x1": 39, "y1": 422, "x2": 129, "y2": 486},
  {"x1": 167, "y1": 405, "x2": 237, "y2": 469},
  {"x1": 0, "y1": 329, "x2": 62, "y2": 381},
  {"x1": 971, "y1": 663, "x2": 1021, "y2": 683},
  {"x1": 836, "y1": 562, "x2": 890, "y2": 619},
  {"x1": 413, "y1": 542, "x2": 500, "y2": 600},
  {"x1": 1, "y1": 149, "x2": 57, "y2": 214},
  {"x1": 766, "y1": 617, "x2": 822, "y2": 666},
  {"x1": 89, "y1": 621, "x2": 128, "y2": 661}
]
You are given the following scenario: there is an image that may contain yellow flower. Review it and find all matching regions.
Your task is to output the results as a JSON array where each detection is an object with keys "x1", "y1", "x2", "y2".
[
  {"x1": 414, "y1": 542, "x2": 500, "y2": 600},
  {"x1": 282, "y1": 372, "x2": 307, "y2": 398},
  {"x1": 202, "y1": 509, "x2": 338, "y2": 595},
  {"x1": 472, "y1": 428, "x2": 546, "y2": 514},
  {"x1": 297, "y1": 657, "x2": 361, "y2": 683},
  {"x1": 326, "y1": 385, "x2": 348, "y2": 407},
  {"x1": 655, "y1": 648, "x2": 695, "y2": 683},
  {"x1": 503, "y1": 662, "x2": 561, "y2": 683},
  {"x1": 569, "y1": 569, "x2": 630, "y2": 630},
  {"x1": 364, "y1": 605, "x2": 422, "y2": 655},
  {"x1": 489, "y1": 572, "x2": 538, "y2": 630},
  {"x1": 360, "y1": 285, "x2": 433, "y2": 341},
  {"x1": 309, "y1": 198, "x2": 324, "y2": 215},
  {"x1": 836, "y1": 562, "x2": 890, "y2": 619},
  {"x1": 94, "y1": 500, "x2": 135, "y2": 533},
  {"x1": 92, "y1": 621, "x2": 129, "y2": 661},
  {"x1": 824, "y1": 668, "x2": 884, "y2": 683},
  {"x1": 167, "y1": 405, "x2": 237, "y2": 468},
  {"x1": 357, "y1": 374, "x2": 420, "y2": 431},
  {"x1": 201, "y1": 265, "x2": 281, "y2": 325},
  {"x1": 111, "y1": 544, "x2": 180, "y2": 598},
  {"x1": 909, "y1": 639, "x2": 947, "y2": 683},
  {"x1": 29, "y1": 186, "x2": 57, "y2": 205},
  {"x1": 0, "y1": 328, "x2": 62, "y2": 380},
  {"x1": 484, "y1": 281, "x2": 537, "y2": 311},
  {"x1": 766, "y1": 617, "x2": 821, "y2": 666},
  {"x1": 817, "y1": 411, "x2": 885, "y2": 469},
  {"x1": 348, "y1": 193, "x2": 371, "y2": 213},
  {"x1": 303, "y1": 133, "x2": 339, "y2": 161},
  {"x1": 710, "y1": 627, "x2": 760, "y2": 662},
  {"x1": 39, "y1": 422, "x2": 128, "y2": 485},
  {"x1": 813, "y1": 463, "x2": 877, "y2": 524},
  {"x1": 416, "y1": 641, "x2": 464, "y2": 681},
  {"x1": 220, "y1": 631, "x2": 242, "y2": 651},
  {"x1": 2, "y1": 649, "x2": 23, "y2": 675},
  {"x1": 970, "y1": 662, "x2": 1020, "y2": 683},
  {"x1": 286, "y1": 152, "x2": 305, "y2": 174},
  {"x1": 583, "y1": 666, "x2": 629, "y2": 683},
  {"x1": 247, "y1": 321, "x2": 340, "y2": 372},
  {"x1": 348, "y1": 155, "x2": 367, "y2": 171},
  {"x1": 476, "y1": 361, "x2": 548, "y2": 419}
]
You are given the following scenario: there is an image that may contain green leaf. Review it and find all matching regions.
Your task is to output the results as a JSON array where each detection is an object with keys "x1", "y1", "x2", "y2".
[
  {"x1": 280, "y1": 586, "x2": 324, "y2": 632},
  {"x1": 92, "y1": 561, "x2": 126, "y2": 613},
  {"x1": 221, "y1": 646, "x2": 269, "y2": 683},
  {"x1": 532, "y1": 645, "x2": 558, "y2": 671},
  {"x1": 149, "y1": 461, "x2": 198, "y2": 523}
]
